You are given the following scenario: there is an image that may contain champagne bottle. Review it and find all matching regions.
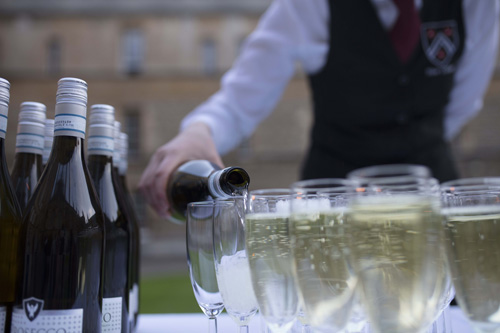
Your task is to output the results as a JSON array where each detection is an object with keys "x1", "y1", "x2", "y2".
[
  {"x1": 10, "y1": 101, "x2": 46, "y2": 212},
  {"x1": 42, "y1": 118, "x2": 54, "y2": 169},
  {"x1": 87, "y1": 105, "x2": 130, "y2": 333},
  {"x1": 166, "y1": 160, "x2": 250, "y2": 223},
  {"x1": 118, "y1": 130, "x2": 140, "y2": 330},
  {"x1": 12, "y1": 78, "x2": 105, "y2": 332},
  {"x1": 0, "y1": 77, "x2": 23, "y2": 333}
]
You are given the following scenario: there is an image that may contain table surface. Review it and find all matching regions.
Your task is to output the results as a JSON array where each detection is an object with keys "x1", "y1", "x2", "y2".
[{"x1": 136, "y1": 306, "x2": 473, "y2": 332}]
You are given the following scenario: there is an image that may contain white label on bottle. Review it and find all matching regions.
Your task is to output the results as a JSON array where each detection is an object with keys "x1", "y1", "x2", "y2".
[
  {"x1": 102, "y1": 297, "x2": 122, "y2": 333},
  {"x1": 11, "y1": 299, "x2": 83, "y2": 333},
  {"x1": 128, "y1": 289, "x2": 134, "y2": 322},
  {"x1": 0, "y1": 113, "x2": 7, "y2": 139},
  {"x1": 87, "y1": 136, "x2": 114, "y2": 157},
  {"x1": 0, "y1": 305, "x2": 6, "y2": 332},
  {"x1": 134, "y1": 284, "x2": 139, "y2": 316},
  {"x1": 15, "y1": 133, "x2": 45, "y2": 154}
]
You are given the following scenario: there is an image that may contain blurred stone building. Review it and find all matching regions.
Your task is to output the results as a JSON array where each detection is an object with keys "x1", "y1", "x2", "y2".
[{"x1": 0, "y1": 0, "x2": 499, "y2": 275}]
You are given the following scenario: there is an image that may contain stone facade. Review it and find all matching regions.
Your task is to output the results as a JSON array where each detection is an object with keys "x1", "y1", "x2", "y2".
[{"x1": 0, "y1": 1, "x2": 499, "y2": 267}]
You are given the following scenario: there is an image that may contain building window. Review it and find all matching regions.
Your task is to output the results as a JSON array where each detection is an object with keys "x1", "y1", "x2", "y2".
[
  {"x1": 122, "y1": 28, "x2": 144, "y2": 76},
  {"x1": 124, "y1": 110, "x2": 140, "y2": 157},
  {"x1": 47, "y1": 37, "x2": 61, "y2": 75},
  {"x1": 201, "y1": 38, "x2": 217, "y2": 75}
]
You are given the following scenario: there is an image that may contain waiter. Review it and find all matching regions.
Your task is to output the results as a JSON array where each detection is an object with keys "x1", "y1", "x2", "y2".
[{"x1": 140, "y1": 0, "x2": 499, "y2": 218}]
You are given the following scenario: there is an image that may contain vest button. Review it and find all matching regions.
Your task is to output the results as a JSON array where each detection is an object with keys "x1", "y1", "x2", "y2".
[
  {"x1": 398, "y1": 75, "x2": 410, "y2": 86},
  {"x1": 397, "y1": 114, "x2": 409, "y2": 124}
]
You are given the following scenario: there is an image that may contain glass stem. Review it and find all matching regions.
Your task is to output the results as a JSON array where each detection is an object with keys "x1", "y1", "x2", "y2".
[
  {"x1": 239, "y1": 324, "x2": 249, "y2": 333},
  {"x1": 208, "y1": 317, "x2": 218, "y2": 333}
]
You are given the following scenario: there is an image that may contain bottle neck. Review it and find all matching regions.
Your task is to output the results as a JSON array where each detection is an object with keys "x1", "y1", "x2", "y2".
[
  {"x1": 119, "y1": 173, "x2": 130, "y2": 194},
  {"x1": 12, "y1": 152, "x2": 43, "y2": 171},
  {"x1": 208, "y1": 166, "x2": 250, "y2": 198},
  {"x1": 208, "y1": 170, "x2": 231, "y2": 198},
  {"x1": 47, "y1": 135, "x2": 85, "y2": 166},
  {"x1": 88, "y1": 154, "x2": 115, "y2": 206},
  {"x1": 88, "y1": 154, "x2": 113, "y2": 167}
]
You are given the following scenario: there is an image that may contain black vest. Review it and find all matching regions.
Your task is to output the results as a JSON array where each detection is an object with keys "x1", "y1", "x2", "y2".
[{"x1": 302, "y1": 0, "x2": 465, "y2": 182}]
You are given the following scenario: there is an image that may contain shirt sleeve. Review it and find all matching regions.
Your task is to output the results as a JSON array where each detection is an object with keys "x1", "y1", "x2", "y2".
[
  {"x1": 180, "y1": 0, "x2": 329, "y2": 155},
  {"x1": 444, "y1": 0, "x2": 500, "y2": 141}
]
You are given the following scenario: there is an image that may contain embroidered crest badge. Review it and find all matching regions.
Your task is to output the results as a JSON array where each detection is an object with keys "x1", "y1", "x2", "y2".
[{"x1": 421, "y1": 20, "x2": 459, "y2": 73}]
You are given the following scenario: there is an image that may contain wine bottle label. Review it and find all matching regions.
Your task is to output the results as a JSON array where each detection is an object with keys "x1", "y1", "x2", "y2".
[
  {"x1": 0, "y1": 305, "x2": 6, "y2": 332},
  {"x1": 12, "y1": 298, "x2": 83, "y2": 333},
  {"x1": 0, "y1": 104, "x2": 7, "y2": 139},
  {"x1": 54, "y1": 104, "x2": 86, "y2": 139},
  {"x1": 102, "y1": 297, "x2": 122, "y2": 333}
]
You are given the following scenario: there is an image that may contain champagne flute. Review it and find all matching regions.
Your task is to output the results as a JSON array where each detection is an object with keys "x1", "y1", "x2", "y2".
[
  {"x1": 441, "y1": 178, "x2": 500, "y2": 333},
  {"x1": 347, "y1": 164, "x2": 432, "y2": 181},
  {"x1": 187, "y1": 201, "x2": 224, "y2": 333},
  {"x1": 347, "y1": 165, "x2": 449, "y2": 333},
  {"x1": 245, "y1": 189, "x2": 299, "y2": 333},
  {"x1": 349, "y1": 164, "x2": 454, "y2": 332},
  {"x1": 213, "y1": 197, "x2": 259, "y2": 332},
  {"x1": 289, "y1": 178, "x2": 362, "y2": 332}
]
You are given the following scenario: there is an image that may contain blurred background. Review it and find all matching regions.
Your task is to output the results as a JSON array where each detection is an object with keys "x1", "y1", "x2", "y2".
[{"x1": 1, "y1": 0, "x2": 499, "y2": 314}]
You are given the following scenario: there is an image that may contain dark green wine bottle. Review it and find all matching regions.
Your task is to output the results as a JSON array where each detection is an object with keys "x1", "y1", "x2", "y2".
[
  {"x1": 87, "y1": 104, "x2": 130, "y2": 333},
  {"x1": 113, "y1": 122, "x2": 140, "y2": 332},
  {"x1": 166, "y1": 160, "x2": 250, "y2": 223},
  {"x1": 117, "y1": 130, "x2": 140, "y2": 330},
  {"x1": 12, "y1": 78, "x2": 105, "y2": 332},
  {"x1": 0, "y1": 77, "x2": 23, "y2": 333},
  {"x1": 10, "y1": 101, "x2": 46, "y2": 212}
]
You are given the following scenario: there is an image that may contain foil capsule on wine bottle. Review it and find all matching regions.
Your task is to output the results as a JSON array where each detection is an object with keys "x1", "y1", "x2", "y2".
[
  {"x1": 88, "y1": 104, "x2": 115, "y2": 157},
  {"x1": 56, "y1": 77, "x2": 88, "y2": 105},
  {"x1": 55, "y1": 78, "x2": 88, "y2": 139},
  {"x1": 113, "y1": 121, "x2": 122, "y2": 166},
  {"x1": 118, "y1": 132, "x2": 129, "y2": 176},
  {"x1": 0, "y1": 78, "x2": 10, "y2": 139},
  {"x1": 43, "y1": 118, "x2": 55, "y2": 165},
  {"x1": 16, "y1": 102, "x2": 47, "y2": 155},
  {"x1": 0, "y1": 77, "x2": 10, "y2": 106}
]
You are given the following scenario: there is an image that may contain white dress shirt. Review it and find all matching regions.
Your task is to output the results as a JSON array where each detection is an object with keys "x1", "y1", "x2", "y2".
[{"x1": 181, "y1": 0, "x2": 499, "y2": 155}]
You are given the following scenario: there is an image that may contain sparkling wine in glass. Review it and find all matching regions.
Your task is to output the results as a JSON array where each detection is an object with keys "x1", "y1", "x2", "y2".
[
  {"x1": 347, "y1": 166, "x2": 449, "y2": 333},
  {"x1": 245, "y1": 189, "x2": 299, "y2": 333},
  {"x1": 289, "y1": 178, "x2": 362, "y2": 332},
  {"x1": 187, "y1": 201, "x2": 224, "y2": 333},
  {"x1": 441, "y1": 178, "x2": 500, "y2": 333},
  {"x1": 213, "y1": 197, "x2": 259, "y2": 332}
]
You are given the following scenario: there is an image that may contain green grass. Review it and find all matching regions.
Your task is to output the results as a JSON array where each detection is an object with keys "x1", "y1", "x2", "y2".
[{"x1": 139, "y1": 273, "x2": 201, "y2": 314}]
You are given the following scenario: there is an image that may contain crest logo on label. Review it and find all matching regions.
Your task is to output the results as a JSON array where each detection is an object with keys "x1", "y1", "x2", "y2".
[
  {"x1": 23, "y1": 297, "x2": 44, "y2": 322},
  {"x1": 421, "y1": 20, "x2": 459, "y2": 73}
]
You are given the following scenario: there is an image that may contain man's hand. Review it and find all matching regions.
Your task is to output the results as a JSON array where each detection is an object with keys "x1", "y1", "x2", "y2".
[{"x1": 138, "y1": 122, "x2": 224, "y2": 218}]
